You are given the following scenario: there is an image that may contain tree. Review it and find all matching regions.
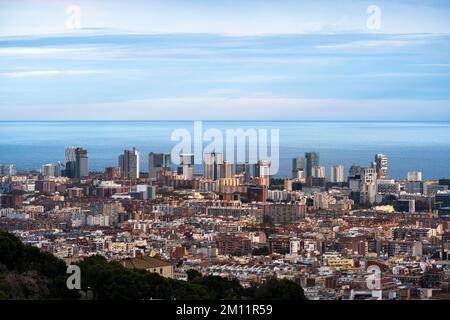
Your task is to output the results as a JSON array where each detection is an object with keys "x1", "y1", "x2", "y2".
[
  {"x1": 192, "y1": 275, "x2": 244, "y2": 300},
  {"x1": 252, "y1": 246, "x2": 270, "y2": 256},
  {"x1": 0, "y1": 231, "x2": 25, "y2": 272},
  {"x1": 0, "y1": 231, "x2": 79, "y2": 300},
  {"x1": 0, "y1": 264, "x2": 10, "y2": 299},
  {"x1": 0, "y1": 231, "x2": 308, "y2": 301},
  {"x1": 252, "y1": 278, "x2": 307, "y2": 300},
  {"x1": 76, "y1": 256, "x2": 210, "y2": 300},
  {"x1": 186, "y1": 269, "x2": 202, "y2": 282},
  {"x1": 262, "y1": 215, "x2": 274, "y2": 226}
]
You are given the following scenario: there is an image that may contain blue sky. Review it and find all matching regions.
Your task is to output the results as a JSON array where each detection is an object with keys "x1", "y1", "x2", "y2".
[{"x1": 1, "y1": 0, "x2": 450, "y2": 120}]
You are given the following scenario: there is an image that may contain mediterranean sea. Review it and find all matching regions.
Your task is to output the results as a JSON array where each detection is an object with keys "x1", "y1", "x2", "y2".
[{"x1": 0, "y1": 121, "x2": 449, "y2": 179}]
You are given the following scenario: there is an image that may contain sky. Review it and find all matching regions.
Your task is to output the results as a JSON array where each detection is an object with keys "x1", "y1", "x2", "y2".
[{"x1": 0, "y1": 0, "x2": 450, "y2": 120}]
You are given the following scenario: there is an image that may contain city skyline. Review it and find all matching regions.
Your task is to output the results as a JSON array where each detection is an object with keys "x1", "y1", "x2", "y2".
[
  {"x1": 1, "y1": 120, "x2": 449, "y2": 179},
  {"x1": 1, "y1": 0, "x2": 450, "y2": 305},
  {"x1": 0, "y1": 144, "x2": 430, "y2": 184}
]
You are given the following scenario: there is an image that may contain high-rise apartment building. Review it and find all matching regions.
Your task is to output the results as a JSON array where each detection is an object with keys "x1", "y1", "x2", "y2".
[
  {"x1": 375, "y1": 153, "x2": 388, "y2": 179},
  {"x1": 105, "y1": 167, "x2": 121, "y2": 179},
  {"x1": 405, "y1": 181, "x2": 426, "y2": 194},
  {"x1": 119, "y1": 147, "x2": 140, "y2": 179},
  {"x1": 65, "y1": 146, "x2": 76, "y2": 163},
  {"x1": 41, "y1": 164, "x2": 61, "y2": 177},
  {"x1": 0, "y1": 164, "x2": 17, "y2": 176},
  {"x1": 407, "y1": 171, "x2": 422, "y2": 182},
  {"x1": 305, "y1": 152, "x2": 319, "y2": 177},
  {"x1": 349, "y1": 164, "x2": 362, "y2": 179},
  {"x1": 312, "y1": 165, "x2": 326, "y2": 178},
  {"x1": 292, "y1": 157, "x2": 306, "y2": 179},
  {"x1": 180, "y1": 153, "x2": 194, "y2": 179},
  {"x1": 254, "y1": 160, "x2": 271, "y2": 179},
  {"x1": 64, "y1": 146, "x2": 77, "y2": 178},
  {"x1": 203, "y1": 152, "x2": 224, "y2": 180},
  {"x1": 360, "y1": 167, "x2": 377, "y2": 205},
  {"x1": 330, "y1": 165, "x2": 345, "y2": 183},
  {"x1": 90, "y1": 202, "x2": 124, "y2": 226},
  {"x1": 221, "y1": 160, "x2": 233, "y2": 179},
  {"x1": 148, "y1": 153, "x2": 171, "y2": 179},
  {"x1": 263, "y1": 203, "x2": 306, "y2": 225},
  {"x1": 235, "y1": 162, "x2": 251, "y2": 183},
  {"x1": 75, "y1": 147, "x2": 88, "y2": 178}
]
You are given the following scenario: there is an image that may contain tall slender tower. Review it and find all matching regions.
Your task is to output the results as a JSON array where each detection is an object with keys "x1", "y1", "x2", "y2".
[
  {"x1": 305, "y1": 152, "x2": 319, "y2": 177},
  {"x1": 75, "y1": 147, "x2": 88, "y2": 178},
  {"x1": 65, "y1": 146, "x2": 76, "y2": 163},
  {"x1": 330, "y1": 165, "x2": 345, "y2": 183},
  {"x1": 374, "y1": 153, "x2": 388, "y2": 179},
  {"x1": 148, "y1": 152, "x2": 171, "y2": 179},
  {"x1": 180, "y1": 153, "x2": 194, "y2": 179},
  {"x1": 64, "y1": 146, "x2": 77, "y2": 178},
  {"x1": 221, "y1": 160, "x2": 233, "y2": 179},
  {"x1": 203, "y1": 152, "x2": 224, "y2": 180},
  {"x1": 254, "y1": 160, "x2": 271, "y2": 178},
  {"x1": 292, "y1": 156, "x2": 306, "y2": 179},
  {"x1": 360, "y1": 167, "x2": 377, "y2": 205},
  {"x1": 236, "y1": 162, "x2": 251, "y2": 183},
  {"x1": 120, "y1": 147, "x2": 140, "y2": 179}
]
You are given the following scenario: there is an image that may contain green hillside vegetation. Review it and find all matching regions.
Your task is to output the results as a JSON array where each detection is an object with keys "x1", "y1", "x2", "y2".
[{"x1": 0, "y1": 231, "x2": 306, "y2": 300}]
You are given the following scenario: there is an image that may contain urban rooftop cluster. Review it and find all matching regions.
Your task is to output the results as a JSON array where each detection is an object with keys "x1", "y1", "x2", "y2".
[{"x1": 1, "y1": 146, "x2": 450, "y2": 300}]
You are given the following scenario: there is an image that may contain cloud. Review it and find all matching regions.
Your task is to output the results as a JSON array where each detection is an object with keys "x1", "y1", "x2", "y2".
[
  {"x1": 186, "y1": 75, "x2": 293, "y2": 84},
  {"x1": 2, "y1": 97, "x2": 449, "y2": 120},
  {"x1": 0, "y1": 69, "x2": 109, "y2": 78},
  {"x1": 317, "y1": 39, "x2": 417, "y2": 50},
  {"x1": 0, "y1": 32, "x2": 449, "y2": 117},
  {"x1": 2, "y1": 0, "x2": 450, "y2": 36},
  {"x1": 0, "y1": 47, "x2": 90, "y2": 56},
  {"x1": 419, "y1": 63, "x2": 450, "y2": 67},
  {"x1": 342, "y1": 72, "x2": 450, "y2": 78}
]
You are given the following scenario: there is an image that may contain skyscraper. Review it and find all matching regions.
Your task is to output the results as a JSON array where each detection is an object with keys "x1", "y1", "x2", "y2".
[
  {"x1": 105, "y1": 167, "x2": 121, "y2": 179},
  {"x1": 312, "y1": 165, "x2": 326, "y2": 178},
  {"x1": 292, "y1": 156, "x2": 306, "y2": 179},
  {"x1": 119, "y1": 147, "x2": 140, "y2": 179},
  {"x1": 0, "y1": 164, "x2": 16, "y2": 176},
  {"x1": 407, "y1": 171, "x2": 422, "y2": 182},
  {"x1": 148, "y1": 152, "x2": 171, "y2": 179},
  {"x1": 360, "y1": 167, "x2": 377, "y2": 205},
  {"x1": 375, "y1": 153, "x2": 388, "y2": 179},
  {"x1": 330, "y1": 165, "x2": 345, "y2": 183},
  {"x1": 349, "y1": 164, "x2": 362, "y2": 179},
  {"x1": 64, "y1": 146, "x2": 77, "y2": 178},
  {"x1": 41, "y1": 164, "x2": 61, "y2": 177},
  {"x1": 254, "y1": 160, "x2": 271, "y2": 178},
  {"x1": 305, "y1": 152, "x2": 319, "y2": 177},
  {"x1": 235, "y1": 162, "x2": 250, "y2": 183},
  {"x1": 203, "y1": 152, "x2": 224, "y2": 180},
  {"x1": 221, "y1": 160, "x2": 233, "y2": 179},
  {"x1": 180, "y1": 153, "x2": 194, "y2": 179},
  {"x1": 75, "y1": 147, "x2": 88, "y2": 178},
  {"x1": 65, "y1": 146, "x2": 76, "y2": 163}
]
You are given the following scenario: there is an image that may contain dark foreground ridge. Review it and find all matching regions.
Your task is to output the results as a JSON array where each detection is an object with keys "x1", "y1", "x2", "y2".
[{"x1": 0, "y1": 230, "x2": 306, "y2": 300}]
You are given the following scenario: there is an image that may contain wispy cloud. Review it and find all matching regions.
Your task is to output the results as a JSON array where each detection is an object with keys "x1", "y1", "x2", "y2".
[
  {"x1": 317, "y1": 39, "x2": 418, "y2": 50},
  {"x1": 419, "y1": 63, "x2": 450, "y2": 68},
  {"x1": 346, "y1": 72, "x2": 450, "y2": 78},
  {"x1": 2, "y1": 0, "x2": 450, "y2": 36},
  {"x1": 186, "y1": 75, "x2": 293, "y2": 84},
  {"x1": 0, "y1": 47, "x2": 90, "y2": 56},
  {"x1": 0, "y1": 69, "x2": 109, "y2": 78},
  {"x1": 0, "y1": 32, "x2": 449, "y2": 118},
  {"x1": 2, "y1": 97, "x2": 449, "y2": 121}
]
